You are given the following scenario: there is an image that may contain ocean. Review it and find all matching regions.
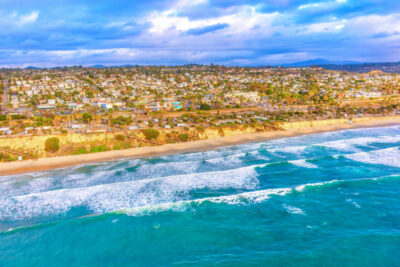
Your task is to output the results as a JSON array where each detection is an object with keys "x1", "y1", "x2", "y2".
[{"x1": 1, "y1": 126, "x2": 400, "y2": 266}]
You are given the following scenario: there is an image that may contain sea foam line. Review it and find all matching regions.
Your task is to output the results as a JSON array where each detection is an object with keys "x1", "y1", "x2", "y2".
[
  {"x1": 3, "y1": 145, "x2": 398, "y2": 202},
  {"x1": 116, "y1": 174, "x2": 400, "y2": 217},
  {"x1": 0, "y1": 164, "x2": 266, "y2": 220},
  {"x1": 2, "y1": 174, "x2": 399, "y2": 234},
  {"x1": 344, "y1": 147, "x2": 400, "y2": 168}
]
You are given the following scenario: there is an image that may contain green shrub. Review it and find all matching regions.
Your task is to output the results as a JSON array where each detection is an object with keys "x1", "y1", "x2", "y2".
[
  {"x1": 11, "y1": 114, "x2": 27, "y2": 120},
  {"x1": 90, "y1": 145, "x2": 109, "y2": 153},
  {"x1": 195, "y1": 125, "x2": 205, "y2": 133},
  {"x1": 178, "y1": 133, "x2": 189, "y2": 142},
  {"x1": 45, "y1": 137, "x2": 60, "y2": 153},
  {"x1": 141, "y1": 129, "x2": 160, "y2": 140},
  {"x1": 111, "y1": 116, "x2": 133, "y2": 126},
  {"x1": 115, "y1": 134, "x2": 125, "y2": 141},
  {"x1": 4, "y1": 154, "x2": 14, "y2": 162},
  {"x1": 166, "y1": 138, "x2": 176, "y2": 144},
  {"x1": 74, "y1": 147, "x2": 88, "y2": 155},
  {"x1": 199, "y1": 103, "x2": 211, "y2": 110},
  {"x1": 82, "y1": 112, "x2": 93, "y2": 124}
]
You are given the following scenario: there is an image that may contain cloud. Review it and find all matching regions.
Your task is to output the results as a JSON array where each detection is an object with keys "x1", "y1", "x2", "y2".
[
  {"x1": 370, "y1": 31, "x2": 400, "y2": 39},
  {"x1": 18, "y1": 11, "x2": 39, "y2": 25},
  {"x1": 0, "y1": 0, "x2": 399, "y2": 66},
  {"x1": 186, "y1": 23, "x2": 229, "y2": 35}
]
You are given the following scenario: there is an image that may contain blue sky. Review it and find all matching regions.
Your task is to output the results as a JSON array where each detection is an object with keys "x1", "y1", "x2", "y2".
[{"x1": 0, "y1": 0, "x2": 399, "y2": 67}]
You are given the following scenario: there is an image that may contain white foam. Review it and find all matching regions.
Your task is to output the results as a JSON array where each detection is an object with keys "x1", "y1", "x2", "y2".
[
  {"x1": 205, "y1": 152, "x2": 246, "y2": 164},
  {"x1": 269, "y1": 145, "x2": 307, "y2": 154},
  {"x1": 345, "y1": 147, "x2": 400, "y2": 168},
  {"x1": 121, "y1": 187, "x2": 293, "y2": 217},
  {"x1": 0, "y1": 164, "x2": 263, "y2": 220},
  {"x1": 289, "y1": 159, "x2": 318, "y2": 169},
  {"x1": 268, "y1": 132, "x2": 400, "y2": 155},
  {"x1": 134, "y1": 160, "x2": 202, "y2": 179},
  {"x1": 283, "y1": 204, "x2": 305, "y2": 215},
  {"x1": 200, "y1": 187, "x2": 292, "y2": 205},
  {"x1": 1, "y1": 154, "x2": 260, "y2": 199},
  {"x1": 318, "y1": 135, "x2": 400, "y2": 152},
  {"x1": 6, "y1": 175, "x2": 390, "y2": 219},
  {"x1": 249, "y1": 151, "x2": 270, "y2": 161},
  {"x1": 295, "y1": 180, "x2": 339, "y2": 192},
  {"x1": 0, "y1": 176, "x2": 54, "y2": 199},
  {"x1": 346, "y1": 198, "x2": 361, "y2": 209}
]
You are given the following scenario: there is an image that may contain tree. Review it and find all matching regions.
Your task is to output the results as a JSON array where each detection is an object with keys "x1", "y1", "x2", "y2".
[
  {"x1": 115, "y1": 134, "x2": 125, "y2": 141},
  {"x1": 178, "y1": 133, "x2": 189, "y2": 142},
  {"x1": 45, "y1": 137, "x2": 60, "y2": 153},
  {"x1": 141, "y1": 129, "x2": 160, "y2": 140},
  {"x1": 82, "y1": 113, "x2": 93, "y2": 124},
  {"x1": 199, "y1": 103, "x2": 211, "y2": 110}
]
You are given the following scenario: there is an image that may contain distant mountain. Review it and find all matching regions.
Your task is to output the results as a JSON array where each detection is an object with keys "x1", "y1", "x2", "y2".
[
  {"x1": 278, "y1": 59, "x2": 400, "y2": 73},
  {"x1": 18, "y1": 61, "x2": 400, "y2": 73},
  {"x1": 91, "y1": 64, "x2": 107, "y2": 68},
  {"x1": 91, "y1": 64, "x2": 139, "y2": 68},
  {"x1": 320, "y1": 62, "x2": 400, "y2": 73},
  {"x1": 281, "y1": 58, "x2": 360, "y2": 67}
]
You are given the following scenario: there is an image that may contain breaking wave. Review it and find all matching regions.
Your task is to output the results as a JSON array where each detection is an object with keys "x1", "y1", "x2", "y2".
[
  {"x1": 115, "y1": 174, "x2": 400, "y2": 217},
  {"x1": 0, "y1": 164, "x2": 264, "y2": 220},
  {"x1": 344, "y1": 147, "x2": 400, "y2": 168}
]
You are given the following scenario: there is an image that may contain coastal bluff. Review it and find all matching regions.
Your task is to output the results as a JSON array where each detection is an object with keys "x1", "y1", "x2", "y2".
[{"x1": 0, "y1": 116, "x2": 399, "y2": 160}]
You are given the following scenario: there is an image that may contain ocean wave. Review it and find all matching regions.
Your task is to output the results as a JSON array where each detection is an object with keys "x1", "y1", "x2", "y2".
[
  {"x1": 289, "y1": 159, "x2": 318, "y2": 169},
  {"x1": 118, "y1": 187, "x2": 293, "y2": 217},
  {"x1": 265, "y1": 131, "x2": 400, "y2": 155},
  {"x1": 317, "y1": 135, "x2": 400, "y2": 152},
  {"x1": 2, "y1": 174, "x2": 398, "y2": 231},
  {"x1": 0, "y1": 152, "x2": 262, "y2": 198},
  {"x1": 117, "y1": 175, "x2": 400, "y2": 217},
  {"x1": 269, "y1": 145, "x2": 308, "y2": 154},
  {"x1": 205, "y1": 152, "x2": 246, "y2": 164},
  {"x1": 283, "y1": 204, "x2": 306, "y2": 215},
  {"x1": 4, "y1": 145, "x2": 397, "y2": 202},
  {"x1": 0, "y1": 164, "x2": 264, "y2": 220},
  {"x1": 344, "y1": 147, "x2": 400, "y2": 168},
  {"x1": 346, "y1": 198, "x2": 361, "y2": 209}
]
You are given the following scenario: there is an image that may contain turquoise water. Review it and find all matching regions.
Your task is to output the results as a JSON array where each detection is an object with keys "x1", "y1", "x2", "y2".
[{"x1": 1, "y1": 126, "x2": 400, "y2": 266}]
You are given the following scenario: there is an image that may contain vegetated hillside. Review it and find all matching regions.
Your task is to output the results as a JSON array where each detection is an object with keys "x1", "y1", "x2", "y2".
[{"x1": 0, "y1": 123, "x2": 278, "y2": 159}]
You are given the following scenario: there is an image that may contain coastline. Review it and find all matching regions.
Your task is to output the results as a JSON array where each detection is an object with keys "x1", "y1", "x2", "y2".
[{"x1": 1, "y1": 116, "x2": 400, "y2": 176}]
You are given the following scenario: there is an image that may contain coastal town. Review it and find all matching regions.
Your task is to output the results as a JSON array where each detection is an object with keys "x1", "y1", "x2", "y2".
[{"x1": 0, "y1": 65, "x2": 399, "y2": 161}]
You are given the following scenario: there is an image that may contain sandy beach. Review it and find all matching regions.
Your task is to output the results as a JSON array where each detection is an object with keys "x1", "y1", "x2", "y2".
[{"x1": 1, "y1": 116, "x2": 400, "y2": 176}]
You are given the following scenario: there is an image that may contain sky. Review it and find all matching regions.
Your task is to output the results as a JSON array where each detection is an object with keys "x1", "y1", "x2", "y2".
[{"x1": 0, "y1": 0, "x2": 400, "y2": 67}]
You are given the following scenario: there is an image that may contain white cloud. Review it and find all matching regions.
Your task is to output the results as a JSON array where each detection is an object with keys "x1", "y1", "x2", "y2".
[
  {"x1": 18, "y1": 11, "x2": 39, "y2": 25},
  {"x1": 147, "y1": 5, "x2": 279, "y2": 35},
  {"x1": 345, "y1": 14, "x2": 400, "y2": 36},
  {"x1": 297, "y1": 0, "x2": 347, "y2": 12},
  {"x1": 1, "y1": 11, "x2": 39, "y2": 26},
  {"x1": 298, "y1": 20, "x2": 346, "y2": 34},
  {"x1": 298, "y1": 3, "x2": 320, "y2": 10}
]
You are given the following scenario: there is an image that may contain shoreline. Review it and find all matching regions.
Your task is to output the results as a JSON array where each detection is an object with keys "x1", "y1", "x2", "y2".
[{"x1": 1, "y1": 116, "x2": 400, "y2": 176}]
